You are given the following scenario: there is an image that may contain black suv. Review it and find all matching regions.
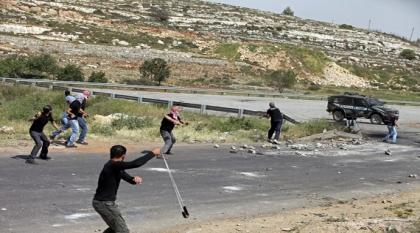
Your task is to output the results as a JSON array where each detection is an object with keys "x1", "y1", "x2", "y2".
[{"x1": 326, "y1": 92, "x2": 397, "y2": 124}]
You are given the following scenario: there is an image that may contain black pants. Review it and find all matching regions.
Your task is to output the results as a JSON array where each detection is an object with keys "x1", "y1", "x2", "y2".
[
  {"x1": 268, "y1": 119, "x2": 283, "y2": 140},
  {"x1": 29, "y1": 131, "x2": 50, "y2": 159}
]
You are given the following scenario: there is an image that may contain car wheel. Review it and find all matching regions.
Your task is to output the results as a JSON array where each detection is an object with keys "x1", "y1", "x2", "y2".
[
  {"x1": 370, "y1": 114, "x2": 383, "y2": 124},
  {"x1": 332, "y1": 110, "x2": 344, "y2": 122}
]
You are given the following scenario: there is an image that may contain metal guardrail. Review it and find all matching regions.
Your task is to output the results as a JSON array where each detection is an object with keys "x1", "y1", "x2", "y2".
[
  {"x1": 3, "y1": 77, "x2": 420, "y2": 106},
  {"x1": 1, "y1": 77, "x2": 301, "y2": 124}
]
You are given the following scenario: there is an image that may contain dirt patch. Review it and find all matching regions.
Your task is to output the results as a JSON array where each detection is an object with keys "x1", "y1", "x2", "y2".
[{"x1": 167, "y1": 189, "x2": 420, "y2": 233}]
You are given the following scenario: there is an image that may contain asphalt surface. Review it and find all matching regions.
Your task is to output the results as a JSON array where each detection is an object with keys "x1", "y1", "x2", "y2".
[{"x1": 1, "y1": 91, "x2": 420, "y2": 233}]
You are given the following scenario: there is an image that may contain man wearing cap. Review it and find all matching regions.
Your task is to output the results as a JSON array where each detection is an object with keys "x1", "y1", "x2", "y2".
[{"x1": 75, "y1": 90, "x2": 90, "y2": 145}]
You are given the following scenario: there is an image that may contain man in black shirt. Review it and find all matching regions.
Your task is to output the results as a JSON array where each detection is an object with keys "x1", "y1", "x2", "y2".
[
  {"x1": 159, "y1": 106, "x2": 188, "y2": 158},
  {"x1": 65, "y1": 94, "x2": 89, "y2": 148},
  {"x1": 382, "y1": 110, "x2": 400, "y2": 144},
  {"x1": 92, "y1": 145, "x2": 161, "y2": 233},
  {"x1": 260, "y1": 102, "x2": 283, "y2": 144},
  {"x1": 75, "y1": 90, "x2": 90, "y2": 145},
  {"x1": 27, "y1": 105, "x2": 62, "y2": 165}
]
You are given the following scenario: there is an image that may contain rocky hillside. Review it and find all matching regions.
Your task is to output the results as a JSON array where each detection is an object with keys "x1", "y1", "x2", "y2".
[{"x1": 0, "y1": 0, "x2": 419, "y2": 90}]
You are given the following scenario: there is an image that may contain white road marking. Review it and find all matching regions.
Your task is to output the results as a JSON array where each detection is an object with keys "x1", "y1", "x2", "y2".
[
  {"x1": 240, "y1": 172, "x2": 260, "y2": 177},
  {"x1": 145, "y1": 168, "x2": 174, "y2": 172},
  {"x1": 223, "y1": 186, "x2": 242, "y2": 191},
  {"x1": 65, "y1": 213, "x2": 91, "y2": 220}
]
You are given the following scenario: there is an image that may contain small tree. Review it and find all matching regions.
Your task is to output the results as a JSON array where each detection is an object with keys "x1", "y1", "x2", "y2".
[
  {"x1": 0, "y1": 54, "x2": 28, "y2": 78},
  {"x1": 26, "y1": 53, "x2": 58, "y2": 78},
  {"x1": 150, "y1": 6, "x2": 171, "y2": 21},
  {"x1": 88, "y1": 71, "x2": 108, "y2": 83},
  {"x1": 267, "y1": 69, "x2": 297, "y2": 93},
  {"x1": 139, "y1": 58, "x2": 171, "y2": 86},
  {"x1": 56, "y1": 64, "x2": 84, "y2": 81},
  {"x1": 399, "y1": 49, "x2": 417, "y2": 60},
  {"x1": 282, "y1": 6, "x2": 294, "y2": 16}
]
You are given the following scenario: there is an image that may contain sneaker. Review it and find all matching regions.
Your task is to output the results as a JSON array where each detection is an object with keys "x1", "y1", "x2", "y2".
[
  {"x1": 76, "y1": 141, "x2": 88, "y2": 145},
  {"x1": 165, "y1": 152, "x2": 173, "y2": 155},
  {"x1": 266, "y1": 139, "x2": 273, "y2": 143},
  {"x1": 156, "y1": 155, "x2": 167, "y2": 160},
  {"x1": 66, "y1": 144, "x2": 77, "y2": 148},
  {"x1": 382, "y1": 139, "x2": 388, "y2": 142},
  {"x1": 39, "y1": 154, "x2": 51, "y2": 160},
  {"x1": 273, "y1": 139, "x2": 280, "y2": 144},
  {"x1": 49, "y1": 135, "x2": 55, "y2": 140},
  {"x1": 25, "y1": 159, "x2": 38, "y2": 165}
]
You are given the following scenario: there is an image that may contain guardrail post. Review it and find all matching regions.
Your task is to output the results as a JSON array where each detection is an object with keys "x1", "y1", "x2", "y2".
[
  {"x1": 168, "y1": 100, "x2": 173, "y2": 108},
  {"x1": 200, "y1": 104, "x2": 206, "y2": 114},
  {"x1": 138, "y1": 97, "x2": 143, "y2": 103},
  {"x1": 238, "y1": 109, "x2": 244, "y2": 117},
  {"x1": 111, "y1": 93, "x2": 115, "y2": 99},
  {"x1": 31, "y1": 82, "x2": 36, "y2": 87},
  {"x1": 49, "y1": 85, "x2": 53, "y2": 90},
  {"x1": 1, "y1": 78, "x2": 4, "y2": 83}
]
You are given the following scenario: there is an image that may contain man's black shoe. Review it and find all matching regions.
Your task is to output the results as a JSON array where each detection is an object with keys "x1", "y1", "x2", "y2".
[
  {"x1": 39, "y1": 154, "x2": 51, "y2": 160},
  {"x1": 26, "y1": 159, "x2": 38, "y2": 165},
  {"x1": 165, "y1": 152, "x2": 173, "y2": 155},
  {"x1": 66, "y1": 144, "x2": 77, "y2": 148}
]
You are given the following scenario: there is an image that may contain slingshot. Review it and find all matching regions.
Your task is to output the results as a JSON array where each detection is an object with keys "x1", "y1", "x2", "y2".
[{"x1": 161, "y1": 154, "x2": 189, "y2": 218}]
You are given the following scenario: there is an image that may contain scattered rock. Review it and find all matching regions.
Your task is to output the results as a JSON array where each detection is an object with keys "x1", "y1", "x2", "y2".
[
  {"x1": 408, "y1": 174, "x2": 417, "y2": 178},
  {"x1": 385, "y1": 149, "x2": 391, "y2": 155},
  {"x1": 0, "y1": 126, "x2": 14, "y2": 134},
  {"x1": 247, "y1": 149, "x2": 256, "y2": 154},
  {"x1": 214, "y1": 144, "x2": 219, "y2": 148}
]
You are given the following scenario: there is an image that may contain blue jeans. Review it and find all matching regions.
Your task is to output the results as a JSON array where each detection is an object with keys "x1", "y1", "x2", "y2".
[
  {"x1": 383, "y1": 125, "x2": 397, "y2": 143},
  {"x1": 268, "y1": 119, "x2": 283, "y2": 140},
  {"x1": 29, "y1": 131, "x2": 50, "y2": 159},
  {"x1": 61, "y1": 112, "x2": 69, "y2": 125},
  {"x1": 50, "y1": 113, "x2": 71, "y2": 138},
  {"x1": 66, "y1": 119, "x2": 79, "y2": 146},
  {"x1": 77, "y1": 117, "x2": 88, "y2": 143}
]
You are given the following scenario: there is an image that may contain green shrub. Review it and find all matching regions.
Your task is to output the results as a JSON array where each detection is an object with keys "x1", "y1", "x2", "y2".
[
  {"x1": 215, "y1": 43, "x2": 241, "y2": 61},
  {"x1": 339, "y1": 24, "x2": 354, "y2": 30},
  {"x1": 56, "y1": 64, "x2": 84, "y2": 81},
  {"x1": 0, "y1": 54, "x2": 28, "y2": 78},
  {"x1": 88, "y1": 71, "x2": 108, "y2": 83},
  {"x1": 111, "y1": 116, "x2": 154, "y2": 130},
  {"x1": 400, "y1": 49, "x2": 417, "y2": 60},
  {"x1": 208, "y1": 117, "x2": 266, "y2": 132}
]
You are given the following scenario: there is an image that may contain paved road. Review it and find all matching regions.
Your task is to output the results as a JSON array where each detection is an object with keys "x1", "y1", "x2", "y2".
[
  {"x1": 2, "y1": 91, "x2": 420, "y2": 233},
  {"x1": 87, "y1": 88, "x2": 420, "y2": 124},
  {"x1": 2, "y1": 140, "x2": 420, "y2": 233}
]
